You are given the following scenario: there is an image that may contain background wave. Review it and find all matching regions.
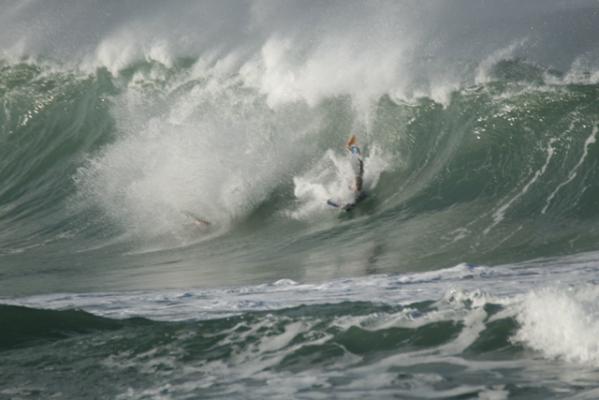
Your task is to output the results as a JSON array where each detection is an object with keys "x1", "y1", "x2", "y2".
[{"x1": 1, "y1": 0, "x2": 599, "y2": 295}]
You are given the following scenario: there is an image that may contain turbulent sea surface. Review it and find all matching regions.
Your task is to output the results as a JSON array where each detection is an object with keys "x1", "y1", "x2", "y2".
[{"x1": 2, "y1": 1, "x2": 599, "y2": 398}]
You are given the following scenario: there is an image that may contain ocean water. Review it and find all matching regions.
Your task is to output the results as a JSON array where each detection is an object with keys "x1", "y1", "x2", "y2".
[{"x1": 2, "y1": 1, "x2": 599, "y2": 398}]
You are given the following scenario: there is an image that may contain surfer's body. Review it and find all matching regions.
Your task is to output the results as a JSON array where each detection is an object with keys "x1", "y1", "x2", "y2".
[
  {"x1": 327, "y1": 135, "x2": 366, "y2": 211},
  {"x1": 347, "y1": 135, "x2": 364, "y2": 194}
]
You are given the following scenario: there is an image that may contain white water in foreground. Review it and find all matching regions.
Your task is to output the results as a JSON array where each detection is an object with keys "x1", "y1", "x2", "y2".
[{"x1": 5, "y1": 250, "x2": 599, "y2": 368}]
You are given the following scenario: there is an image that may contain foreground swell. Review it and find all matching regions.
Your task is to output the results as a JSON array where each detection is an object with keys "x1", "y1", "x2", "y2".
[
  {"x1": 0, "y1": 302, "x2": 515, "y2": 399},
  {"x1": 5, "y1": 256, "x2": 599, "y2": 399}
]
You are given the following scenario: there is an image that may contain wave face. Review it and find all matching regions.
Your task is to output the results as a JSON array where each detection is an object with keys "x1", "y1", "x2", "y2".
[
  {"x1": 3, "y1": 1, "x2": 599, "y2": 398},
  {"x1": 1, "y1": 6, "x2": 599, "y2": 292}
]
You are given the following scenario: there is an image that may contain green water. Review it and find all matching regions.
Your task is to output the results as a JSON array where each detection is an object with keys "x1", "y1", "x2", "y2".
[{"x1": 3, "y1": 1, "x2": 599, "y2": 398}]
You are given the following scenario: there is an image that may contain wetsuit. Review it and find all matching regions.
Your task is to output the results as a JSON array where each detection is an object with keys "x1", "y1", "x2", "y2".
[
  {"x1": 343, "y1": 144, "x2": 365, "y2": 210},
  {"x1": 348, "y1": 144, "x2": 364, "y2": 193},
  {"x1": 326, "y1": 137, "x2": 366, "y2": 211}
]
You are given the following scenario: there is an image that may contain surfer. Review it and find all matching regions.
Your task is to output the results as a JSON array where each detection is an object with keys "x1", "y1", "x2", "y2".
[
  {"x1": 346, "y1": 135, "x2": 364, "y2": 195},
  {"x1": 327, "y1": 135, "x2": 366, "y2": 211}
]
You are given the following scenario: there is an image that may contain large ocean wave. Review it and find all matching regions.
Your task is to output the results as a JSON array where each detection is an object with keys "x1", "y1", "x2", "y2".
[
  {"x1": 1, "y1": 0, "x2": 599, "y2": 291},
  {"x1": 3, "y1": 2, "x2": 599, "y2": 398}
]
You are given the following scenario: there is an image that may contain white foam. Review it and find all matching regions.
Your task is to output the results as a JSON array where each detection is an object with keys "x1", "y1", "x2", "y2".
[
  {"x1": 4, "y1": 2, "x2": 593, "y2": 112},
  {"x1": 475, "y1": 40, "x2": 528, "y2": 85},
  {"x1": 515, "y1": 285, "x2": 599, "y2": 365},
  {"x1": 6, "y1": 251, "x2": 599, "y2": 323},
  {"x1": 557, "y1": 55, "x2": 599, "y2": 86},
  {"x1": 288, "y1": 144, "x2": 390, "y2": 220},
  {"x1": 74, "y1": 70, "x2": 321, "y2": 242},
  {"x1": 240, "y1": 34, "x2": 412, "y2": 112},
  {"x1": 478, "y1": 386, "x2": 510, "y2": 400}
]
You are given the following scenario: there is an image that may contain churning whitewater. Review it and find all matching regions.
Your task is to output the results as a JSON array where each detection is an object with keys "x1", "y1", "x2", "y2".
[{"x1": 2, "y1": 1, "x2": 599, "y2": 399}]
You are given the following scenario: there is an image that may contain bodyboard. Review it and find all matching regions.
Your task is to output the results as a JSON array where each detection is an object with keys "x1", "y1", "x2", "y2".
[
  {"x1": 326, "y1": 192, "x2": 367, "y2": 212},
  {"x1": 183, "y1": 211, "x2": 211, "y2": 227}
]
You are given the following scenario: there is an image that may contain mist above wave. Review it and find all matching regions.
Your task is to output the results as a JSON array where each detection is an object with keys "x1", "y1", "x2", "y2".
[{"x1": 2, "y1": 0, "x2": 599, "y2": 106}]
